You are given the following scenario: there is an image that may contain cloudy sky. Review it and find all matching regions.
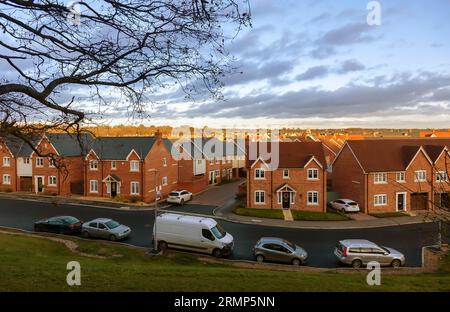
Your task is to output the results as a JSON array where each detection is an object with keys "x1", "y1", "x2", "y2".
[{"x1": 133, "y1": 0, "x2": 449, "y2": 129}]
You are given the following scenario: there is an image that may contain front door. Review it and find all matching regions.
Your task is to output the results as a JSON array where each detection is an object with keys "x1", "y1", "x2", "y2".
[
  {"x1": 36, "y1": 177, "x2": 43, "y2": 193},
  {"x1": 282, "y1": 192, "x2": 290, "y2": 209},
  {"x1": 396, "y1": 192, "x2": 406, "y2": 211},
  {"x1": 411, "y1": 193, "x2": 428, "y2": 210},
  {"x1": 111, "y1": 182, "x2": 117, "y2": 197},
  {"x1": 209, "y1": 171, "x2": 215, "y2": 184}
]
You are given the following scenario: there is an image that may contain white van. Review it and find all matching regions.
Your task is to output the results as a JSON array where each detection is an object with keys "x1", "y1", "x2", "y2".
[{"x1": 153, "y1": 213, "x2": 234, "y2": 257}]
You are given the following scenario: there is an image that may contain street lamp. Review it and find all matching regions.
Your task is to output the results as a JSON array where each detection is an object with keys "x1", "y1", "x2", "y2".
[{"x1": 148, "y1": 168, "x2": 160, "y2": 252}]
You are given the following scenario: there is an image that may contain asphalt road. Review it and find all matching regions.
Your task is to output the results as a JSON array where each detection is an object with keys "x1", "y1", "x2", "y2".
[{"x1": 0, "y1": 198, "x2": 446, "y2": 268}]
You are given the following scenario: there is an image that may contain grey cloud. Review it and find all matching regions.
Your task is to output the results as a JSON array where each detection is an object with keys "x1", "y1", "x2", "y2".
[
  {"x1": 175, "y1": 72, "x2": 450, "y2": 119},
  {"x1": 337, "y1": 60, "x2": 366, "y2": 74},
  {"x1": 296, "y1": 66, "x2": 329, "y2": 81},
  {"x1": 318, "y1": 23, "x2": 378, "y2": 46}
]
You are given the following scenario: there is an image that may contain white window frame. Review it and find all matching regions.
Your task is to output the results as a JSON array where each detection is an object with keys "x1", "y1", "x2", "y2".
[
  {"x1": 89, "y1": 160, "x2": 98, "y2": 171},
  {"x1": 215, "y1": 158, "x2": 220, "y2": 164},
  {"x1": 48, "y1": 176, "x2": 57, "y2": 186},
  {"x1": 36, "y1": 157, "x2": 44, "y2": 168},
  {"x1": 23, "y1": 157, "x2": 30, "y2": 164},
  {"x1": 48, "y1": 158, "x2": 56, "y2": 168},
  {"x1": 255, "y1": 168, "x2": 265, "y2": 180},
  {"x1": 283, "y1": 169, "x2": 289, "y2": 179},
  {"x1": 111, "y1": 161, "x2": 117, "y2": 170},
  {"x1": 307, "y1": 191, "x2": 319, "y2": 205},
  {"x1": 3, "y1": 174, "x2": 11, "y2": 185},
  {"x1": 89, "y1": 180, "x2": 98, "y2": 193},
  {"x1": 130, "y1": 181, "x2": 140, "y2": 195},
  {"x1": 396, "y1": 172, "x2": 406, "y2": 183},
  {"x1": 255, "y1": 190, "x2": 265, "y2": 205},
  {"x1": 222, "y1": 169, "x2": 226, "y2": 177},
  {"x1": 130, "y1": 160, "x2": 140, "y2": 172},
  {"x1": 3, "y1": 156, "x2": 10, "y2": 167},
  {"x1": 436, "y1": 171, "x2": 449, "y2": 182},
  {"x1": 374, "y1": 194, "x2": 388, "y2": 206},
  {"x1": 163, "y1": 157, "x2": 167, "y2": 167},
  {"x1": 209, "y1": 159, "x2": 214, "y2": 165},
  {"x1": 162, "y1": 176, "x2": 168, "y2": 186},
  {"x1": 414, "y1": 170, "x2": 427, "y2": 182},
  {"x1": 307, "y1": 168, "x2": 319, "y2": 180},
  {"x1": 374, "y1": 172, "x2": 387, "y2": 184},
  {"x1": 215, "y1": 170, "x2": 220, "y2": 177}
]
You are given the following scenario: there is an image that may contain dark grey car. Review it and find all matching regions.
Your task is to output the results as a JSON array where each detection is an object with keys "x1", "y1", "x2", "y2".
[
  {"x1": 253, "y1": 237, "x2": 308, "y2": 266},
  {"x1": 82, "y1": 218, "x2": 131, "y2": 241}
]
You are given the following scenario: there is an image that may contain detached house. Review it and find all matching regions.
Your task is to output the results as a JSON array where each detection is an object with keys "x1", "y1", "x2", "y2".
[
  {"x1": 332, "y1": 139, "x2": 450, "y2": 214},
  {"x1": 85, "y1": 133, "x2": 178, "y2": 202},
  {"x1": 246, "y1": 142, "x2": 327, "y2": 211}
]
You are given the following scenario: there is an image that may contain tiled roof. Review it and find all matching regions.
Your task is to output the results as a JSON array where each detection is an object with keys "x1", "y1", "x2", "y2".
[
  {"x1": 2, "y1": 135, "x2": 38, "y2": 157},
  {"x1": 346, "y1": 139, "x2": 450, "y2": 172},
  {"x1": 247, "y1": 141, "x2": 326, "y2": 169},
  {"x1": 92, "y1": 136, "x2": 157, "y2": 160},
  {"x1": 46, "y1": 133, "x2": 94, "y2": 156}
]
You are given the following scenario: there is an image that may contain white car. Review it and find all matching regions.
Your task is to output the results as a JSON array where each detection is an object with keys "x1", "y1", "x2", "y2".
[
  {"x1": 329, "y1": 199, "x2": 360, "y2": 213},
  {"x1": 167, "y1": 190, "x2": 193, "y2": 205}
]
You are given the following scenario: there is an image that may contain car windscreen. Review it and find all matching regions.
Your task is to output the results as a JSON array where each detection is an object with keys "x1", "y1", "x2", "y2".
[
  {"x1": 62, "y1": 216, "x2": 79, "y2": 224},
  {"x1": 211, "y1": 224, "x2": 226, "y2": 239},
  {"x1": 169, "y1": 192, "x2": 180, "y2": 197},
  {"x1": 282, "y1": 240, "x2": 295, "y2": 250},
  {"x1": 105, "y1": 220, "x2": 120, "y2": 229}
]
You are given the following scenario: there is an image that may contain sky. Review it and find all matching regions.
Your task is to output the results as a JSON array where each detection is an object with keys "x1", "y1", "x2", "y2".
[
  {"x1": 3, "y1": 0, "x2": 450, "y2": 129},
  {"x1": 134, "y1": 0, "x2": 450, "y2": 129}
]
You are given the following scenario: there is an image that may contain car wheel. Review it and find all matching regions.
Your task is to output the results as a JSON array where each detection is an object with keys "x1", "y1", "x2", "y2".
[
  {"x1": 391, "y1": 259, "x2": 401, "y2": 268},
  {"x1": 109, "y1": 234, "x2": 117, "y2": 242},
  {"x1": 292, "y1": 258, "x2": 302, "y2": 266},
  {"x1": 212, "y1": 248, "x2": 222, "y2": 258},
  {"x1": 189, "y1": 195, "x2": 193, "y2": 201},
  {"x1": 158, "y1": 241, "x2": 168, "y2": 252},
  {"x1": 341, "y1": 208, "x2": 346, "y2": 213},
  {"x1": 180, "y1": 199, "x2": 185, "y2": 206},
  {"x1": 256, "y1": 255, "x2": 265, "y2": 263},
  {"x1": 352, "y1": 259, "x2": 362, "y2": 268},
  {"x1": 82, "y1": 231, "x2": 90, "y2": 238}
]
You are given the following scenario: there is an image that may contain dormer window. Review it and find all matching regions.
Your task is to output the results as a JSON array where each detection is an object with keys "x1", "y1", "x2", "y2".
[
  {"x1": 89, "y1": 160, "x2": 98, "y2": 170},
  {"x1": 130, "y1": 160, "x2": 139, "y2": 172},
  {"x1": 307, "y1": 168, "x2": 319, "y2": 180},
  {"x1": 255, "y1": 168, "x2": 265, "y2": 179}
]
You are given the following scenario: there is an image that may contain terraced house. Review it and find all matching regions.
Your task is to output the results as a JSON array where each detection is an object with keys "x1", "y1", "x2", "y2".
[
  {"x1": 246, "y1": 141, "x2": 327, "y2": 212},
  {"x1": 85, "y1": 132, "x2": 178, "y2": 202},
  {"x1": 0, "y1": 134, "x2": 93, "y2": 194},
  {"x1": 332, "y1": 139, "x2": 450, "y2": 214}
]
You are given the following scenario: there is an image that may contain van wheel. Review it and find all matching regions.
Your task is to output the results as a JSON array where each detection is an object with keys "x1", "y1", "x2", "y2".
[
  {"x1": 109, "y1": 235, "x2": 117, "y2": 242},
  {"x1": 212, "y1": 248, "x2": 222, "y2": 258},
  {"x1": 352, "y1": 259, "x2": 362, "y2": 268},
  {"x1": 82, "y1": 231, "x2": 90, "y2": 238},
  {"x1": 292, "y1": 258, "x2": 301, "y2": 266},
  {"x1": 158, "y1": 241, "x2": 168, "y2": 252},
  {"x1": 256, "y1": 255, "x2": 265, "y2": 263},
  {"x1": 391, "y1": 259, "x2": 401, "y2": 268}
]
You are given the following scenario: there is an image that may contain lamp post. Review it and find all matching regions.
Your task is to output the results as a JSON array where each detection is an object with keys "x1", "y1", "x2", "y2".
[{"x1": 148, "y1": 168, "x2": 159, "y2": 252}]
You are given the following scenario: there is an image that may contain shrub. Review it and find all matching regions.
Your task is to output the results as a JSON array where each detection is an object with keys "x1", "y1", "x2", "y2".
[{"x1": 129, "y1": 196, "x2": 140, "y2": 203}]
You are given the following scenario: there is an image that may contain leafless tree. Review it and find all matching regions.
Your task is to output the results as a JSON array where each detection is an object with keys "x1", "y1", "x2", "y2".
[{"x1": 0, "y1": 0, "x2": 251, "y2": 151}]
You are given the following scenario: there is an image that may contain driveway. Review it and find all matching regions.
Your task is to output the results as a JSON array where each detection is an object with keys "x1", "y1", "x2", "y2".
[{"x1": 0, "y1": 197, "x2": 446, "y2": 268}]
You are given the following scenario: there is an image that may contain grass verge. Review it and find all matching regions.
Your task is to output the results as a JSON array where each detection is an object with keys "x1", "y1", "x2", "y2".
[
  {"x1": 233, "y1": 207, "x2": 284, "y2": 219},
  {"x1": 291, "y1": 210, "x2": 349, "y2": 221},
  {"x1": 1, "y1": 231, "x2": 450, "y2": 291}
]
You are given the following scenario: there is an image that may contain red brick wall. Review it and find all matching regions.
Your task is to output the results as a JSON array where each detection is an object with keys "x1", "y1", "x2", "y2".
[
  {"x1": 246, "y1": 159, "x2": 326, "y2": 212},
  {"x1": 331, "y1": 145, "x2": 367, "y2": 212},
  {"x1": 0, "y1": 141, "x2": 16, "y2": 192}
]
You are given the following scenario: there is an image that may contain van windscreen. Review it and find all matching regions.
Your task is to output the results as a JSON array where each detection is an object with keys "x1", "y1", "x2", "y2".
[{"x1": 211, "y1": 224, "x2": 226, "y2": 239}]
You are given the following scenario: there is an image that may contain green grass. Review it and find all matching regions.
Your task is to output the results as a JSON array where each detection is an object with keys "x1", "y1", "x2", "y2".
[
  {"x1": 233, "y1": 207, "x2": 284, "y2": 219},
  {"x1": 0, "y1": 232, "x2": 450, "y2": 291},
  {"x1": 370, "y1": 212, "x2": 411, "y2": 218},
  {"x1": 291, "y1": 210, "x2": 350, "y2": 221}
]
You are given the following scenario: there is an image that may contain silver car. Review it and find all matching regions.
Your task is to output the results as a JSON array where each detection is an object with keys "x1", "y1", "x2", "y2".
[
  {"x1": 82, "y1": 218, "x2": 131, "y2": 241},
  {"x1": 253, "y1": 237, "x2": 308, "y2": 266},
  {"x1": 334, "y1": 239, "x2": 406, "y2": 268}
]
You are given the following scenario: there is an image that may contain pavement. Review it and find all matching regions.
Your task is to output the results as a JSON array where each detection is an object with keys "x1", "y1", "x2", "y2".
[{"x1": 0, "y1": 197, "x2": 448, "y2": 268}]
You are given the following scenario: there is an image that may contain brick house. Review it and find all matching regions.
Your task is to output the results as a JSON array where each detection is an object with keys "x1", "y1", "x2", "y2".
[
  {"x1": 31, "y1": 133, "x2": 94, "y2": 195},
  {"x1": 85, "y1": 133, "x2": 178, "y2": 203},
  {"x1": 332, "y1": 139, "x2": 450, "y2": 214},
  {"x1": 246, "y1": 141, "x2": 327, "y2": 211},
  {"x1": 0, "y1": 136, "x2": 18, "y2": 192}
]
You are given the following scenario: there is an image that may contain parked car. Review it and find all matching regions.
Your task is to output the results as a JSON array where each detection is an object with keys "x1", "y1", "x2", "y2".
[
  {"x1": 154, "y1": 213, "x2": 234, "y2": 257},
  {"x1": 329, "y1": 199, "x2": 360, "y2": 213},
  {"x1": 334, "y1": 239, "x2": 405, "y2": 268},
  {"x1": 253, "y1": 237, "x2": 308, "y2": 266},
  {"x1": 82, "y1": 218, "x2": 131, "y2": 241},
  {"x1": 34, "y1": 216, "x2": 82, "y2": 234},
  {"x1": 167, "y1": 190, "x2": 193, "y2": 205}
]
